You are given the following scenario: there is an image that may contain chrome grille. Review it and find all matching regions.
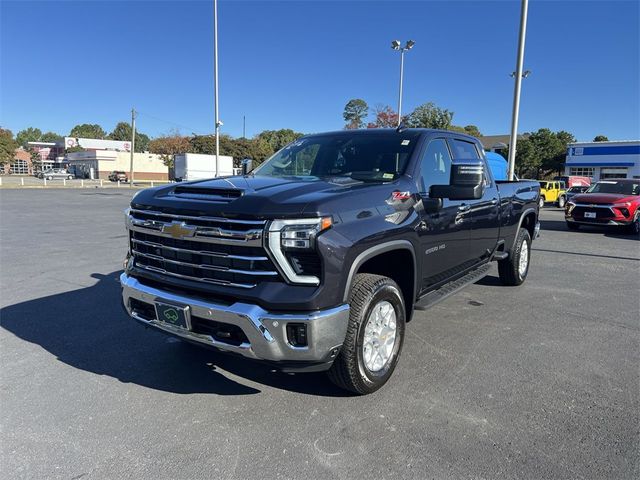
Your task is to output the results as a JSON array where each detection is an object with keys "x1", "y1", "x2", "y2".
[{"x1": 127, "y1": 209, "x2": 279, "y2": 289}]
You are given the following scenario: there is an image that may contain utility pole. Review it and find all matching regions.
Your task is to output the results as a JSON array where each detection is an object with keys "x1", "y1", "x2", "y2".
[
  {"x1": 213, "y1": 0, "x2": 220, "y2": 176},
  {"x1": 129, "y1": 107, "x2": 136, "y2": 187},
  {"x1": 243, "y1": 115, "x2": 246, "y2": 138},
  {"x1": 507, "y1": 0, "x2": 530, "y2": 181}
]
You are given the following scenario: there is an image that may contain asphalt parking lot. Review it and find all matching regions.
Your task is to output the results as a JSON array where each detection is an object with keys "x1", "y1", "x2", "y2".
[{"x1": 1, "y1": 189, "x2": 638, "y2": 479}]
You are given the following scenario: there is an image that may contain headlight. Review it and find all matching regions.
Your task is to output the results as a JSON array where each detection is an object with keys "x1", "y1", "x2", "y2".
[{"x1": 268, "y1": 217, "x2": 332, "y2": 285}]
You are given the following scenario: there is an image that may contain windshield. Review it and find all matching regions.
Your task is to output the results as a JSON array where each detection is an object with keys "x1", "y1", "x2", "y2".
[
  {"x1": 538, "y1": 182, "x2": 548, "y2": 189},
  {"x1": 586, "y1": 181, "x2": 640, "y2": 195},
  {"x1": 567, "y1": 186, "x2": 586, "y2": 193},
  {"x1": 253, "y1": 131, "x2": 422, "y2": 181}
]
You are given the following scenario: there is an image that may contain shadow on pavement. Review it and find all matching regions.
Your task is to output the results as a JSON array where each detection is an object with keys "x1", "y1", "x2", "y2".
[
  {"x1": 0, "y1": 271, "x2": 349, "y2": 397},
  {"x1": 540, "y1": 218, "x2": 639, "y2": 241}
]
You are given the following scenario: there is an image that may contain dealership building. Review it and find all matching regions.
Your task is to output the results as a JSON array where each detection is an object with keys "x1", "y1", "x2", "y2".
[
  {"x1": 64, "y1": 137, "x2": 168, "y2": 180},
  {"x1": 565, "y1": 140, "x2": 640, "y2": 181},
  {"x1": 67, "y1": 150, "x2": 168, "y2": 180}
]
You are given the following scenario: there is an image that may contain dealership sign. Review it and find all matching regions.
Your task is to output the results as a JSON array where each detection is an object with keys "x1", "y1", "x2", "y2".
[{"x1": 65, "y1": 137, "x2": 131, "y2": 152}]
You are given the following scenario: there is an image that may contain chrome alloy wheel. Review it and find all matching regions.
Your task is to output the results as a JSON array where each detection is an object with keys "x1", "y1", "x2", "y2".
[
  {"x1": 362, "y1": 300, "x2": 397, "y2": 373},
  {"x1": 519, "y1": 240, "x2": 529, "y2": 277}
]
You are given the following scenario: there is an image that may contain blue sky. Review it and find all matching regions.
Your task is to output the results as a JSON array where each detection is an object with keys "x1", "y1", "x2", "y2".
[{"x1": 1, "y1": 0, "x2": 639, "y2": 141}]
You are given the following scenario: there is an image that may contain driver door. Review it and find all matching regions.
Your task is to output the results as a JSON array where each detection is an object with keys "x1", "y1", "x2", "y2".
[{"x1": 416, "y1": 137, "x2": 473, "y2": 291}]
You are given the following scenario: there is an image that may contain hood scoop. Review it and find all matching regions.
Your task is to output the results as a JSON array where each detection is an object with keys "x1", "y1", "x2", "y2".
[{"x1": 171, "y1": 185, "x2": 243, "y2": 203}]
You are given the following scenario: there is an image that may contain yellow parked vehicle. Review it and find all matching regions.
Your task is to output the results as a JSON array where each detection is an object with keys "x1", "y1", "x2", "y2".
[{"x1": 538, "y1": 181, "x2": 567, "y2": 208}]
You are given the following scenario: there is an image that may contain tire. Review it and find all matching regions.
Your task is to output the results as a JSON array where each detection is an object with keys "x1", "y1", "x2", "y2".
[
  {"x1": 566, "y1": 222, "x2": 580, "y2": 231},
  {"x1": 538, "y1": 196, "x2": 545, "y2": 209},
  {"x1": 328, "y1": 274, "x2": 406, "y2": 395},
  {"x1": 67, "y1": 176, "x2": 73, "y2": 180},
  {"x1": 625, "y1": 215, "x2": 640, "y2": 236},
  {"x1": 557, "y1": 196, "x2": 566, "y2": 208},
  {"x1": 498, "y1": 228, "x2": 532, "y2": 286},
  {"x1": 46, "y1": 176, "x2": 52, "y2": 180}
]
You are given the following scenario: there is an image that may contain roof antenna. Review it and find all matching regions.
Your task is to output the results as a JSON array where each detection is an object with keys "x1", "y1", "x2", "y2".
[{"x1": 396, "y1": 122, "x2": 407, "y2": 133}]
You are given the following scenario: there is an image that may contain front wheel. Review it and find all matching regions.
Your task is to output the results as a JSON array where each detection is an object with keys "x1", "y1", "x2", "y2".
[
  {"x1": 625, "y1": 215, "x2": 640, "y2": 236},
  {"x1": 328, "y1": 274, "x2": 405, "y2": 395},
  {"x1": 67, "y1": 175, "x2": 73, "y2": 180},
  {"x1": 558, "y1": 196, "x2": 566, "y2": 208},
  {"x1": 538, "y1": 196, "x2": 545, "y2": 209},
  {"x1": 498, "y1": 228, "x2": 532, "y2": 286},
  {"x1": 46, "y1": 176, "x2": 52, "y2": 180}
]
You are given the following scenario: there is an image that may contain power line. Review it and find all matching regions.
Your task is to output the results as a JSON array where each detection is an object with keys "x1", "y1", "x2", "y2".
[{"x1": 136, "y1": 111, "x2": 207, "y2": 136}]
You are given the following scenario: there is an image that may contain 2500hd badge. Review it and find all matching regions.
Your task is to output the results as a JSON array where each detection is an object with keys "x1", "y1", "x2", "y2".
[{"x1": 120, "y1": 129, "x2": 540, "y2": 394}]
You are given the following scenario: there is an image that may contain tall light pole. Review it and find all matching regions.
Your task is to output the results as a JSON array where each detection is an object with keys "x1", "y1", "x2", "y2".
[
  {"x1": 507, "y1": 0, "x2": 530, "y2": 181},
  {"x1": 213, "y1": 0, "x2": 221, "y2": 176},
  {"x1": 129, "y1": 107, "x2": 136, "y2": 187},
  {"x1": 391, "y1": 39, "x2": 415, "y2": 126}
]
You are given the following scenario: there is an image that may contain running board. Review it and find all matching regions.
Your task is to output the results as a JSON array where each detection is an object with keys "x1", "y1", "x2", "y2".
[{"x1": 414, "y1": 263, "x2": 492, "y2": 311}]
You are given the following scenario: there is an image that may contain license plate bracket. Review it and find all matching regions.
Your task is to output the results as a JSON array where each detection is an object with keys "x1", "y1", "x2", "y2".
[{"x1": 155, "y1": 301, "x2": 191, "y2": 330}]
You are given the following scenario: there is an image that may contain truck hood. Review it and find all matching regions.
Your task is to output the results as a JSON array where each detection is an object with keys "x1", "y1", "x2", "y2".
[
  {"x1": 571, "y1": 193, "x2": 636, "y2": 204},
  {"x1": 131, "y1": 175, "x2": 410, "y2": 219}
]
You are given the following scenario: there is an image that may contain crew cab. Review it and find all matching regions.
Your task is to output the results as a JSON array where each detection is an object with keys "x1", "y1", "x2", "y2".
[
  {"x1": 565, "y1": 178, "x2": 640, "y2": 235},
  {"x1": 120, "y1": 129, "x2": 540, "y2": 394}
]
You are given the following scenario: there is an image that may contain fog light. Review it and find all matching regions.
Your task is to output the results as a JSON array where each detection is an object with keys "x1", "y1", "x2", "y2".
[{"x1": 286, "y1": 323, "x2": 308, "y2": 347}]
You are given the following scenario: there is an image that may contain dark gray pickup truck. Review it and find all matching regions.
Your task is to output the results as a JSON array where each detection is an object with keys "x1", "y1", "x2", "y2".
[{"x1": 120, "y1": 129, "x2": 540, "y2": 394}]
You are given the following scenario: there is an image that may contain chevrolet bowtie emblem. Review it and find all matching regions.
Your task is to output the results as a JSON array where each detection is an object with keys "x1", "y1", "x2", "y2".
[{"x1": 162, "y1": 221, "x2": 197, "y2": 239}]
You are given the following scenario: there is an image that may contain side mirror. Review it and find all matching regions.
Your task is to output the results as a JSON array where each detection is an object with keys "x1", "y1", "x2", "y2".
[
  {"x1": 241, "y1": 158, "x2": 253, "y2": 175},
  {"x1": 429, "y1": 159, "x2": 484, "y2": 200}
]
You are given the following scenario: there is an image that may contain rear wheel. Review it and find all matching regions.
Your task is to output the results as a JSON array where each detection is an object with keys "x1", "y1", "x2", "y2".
[
  {"x1": 328, "y1": 274, "x2": 405, "y2": 395},
  {"x1": 46, "y1": 176, "x2": 52, "y2": 180},
  {"x1": 557, "y1": 196, "x2": 566, "y2": 208},
  {"x1": 498, "y1": 228, "x2": 531, "y2": 286},
  {"x1": 566, "y1": 222, "x2": 580, "y2": 231},
  {"x1": 538, "y1": 196, "x2": 545, "y2": 209}
]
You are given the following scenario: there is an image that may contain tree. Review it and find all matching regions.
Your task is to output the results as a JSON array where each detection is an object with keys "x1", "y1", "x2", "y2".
[
  {"x1": 593, "y1": 135, "x2": 609, "y2": 142},
  {"x1": 366, "y1": 105, "x2": 399, "y2": 128},
  {"x1": 16, "y1": 127, "x2": 42, "y2": 146},
  {"x1": 148, "y1": 131, "x2": 191, "y2": 168},
  {"x1": 27, "y1": 148, "x2": 43, "y2": 174},
  {"x1": 108, "y1": 122, "x2": 150, "y2": 152},
  {"x1": 69, "y1": 123, "x2": 106, "y2": 139},
  {"x1": 510, "y1": 128, "x2": 576, "y2": 177},
  {"x1": 40, "y1": 131, "x2": 63, "y2": 143},
  {"x1": 189, "y1": 134, "x2": 274, "y2": 168},
  {"x1": 256, "y1": 129, "x2": 304, "y2": 152},
  {"x1": 0, "y1": 128, "x2": 18, "y2": 169},
  {"x1": 343, "y1": 99, "x2": 369, "y2": 129},
  {"x1": 406, "y1": 102, "x2": 454, "y2": 129}
]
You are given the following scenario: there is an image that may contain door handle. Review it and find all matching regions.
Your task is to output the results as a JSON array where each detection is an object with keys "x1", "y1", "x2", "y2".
[{"x1": 458, "y1": 204, "x2": 471, "y2": 213}]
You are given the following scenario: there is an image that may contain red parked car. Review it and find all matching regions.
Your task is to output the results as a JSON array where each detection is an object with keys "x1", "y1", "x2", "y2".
[{"x1": 565, "y1": 178, "x2": 640, "y2": 235}]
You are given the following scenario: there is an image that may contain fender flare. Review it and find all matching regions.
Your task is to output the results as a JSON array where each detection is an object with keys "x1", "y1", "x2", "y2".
[
  {"x1": 342, "y1": 240, "x2": 417, "y2": 303},
  {"x1": 511, "y1": 207, "x2": 537, "y2": 251}
]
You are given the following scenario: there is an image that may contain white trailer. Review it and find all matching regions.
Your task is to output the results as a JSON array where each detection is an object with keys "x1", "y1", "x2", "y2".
[{"x1": 173, "y1": 153, "x2": 234, "y2": 181}]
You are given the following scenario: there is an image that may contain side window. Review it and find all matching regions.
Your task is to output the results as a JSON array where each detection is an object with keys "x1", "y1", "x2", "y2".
[
  {"x1": 419, "y1": 138, "x2": 452, "y2": 194},
  {"x1": 451, "y1": 139, "x2": 480, "y2": 159}
]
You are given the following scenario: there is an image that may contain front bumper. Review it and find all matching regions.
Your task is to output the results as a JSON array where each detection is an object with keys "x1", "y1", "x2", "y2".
[
  {"x1": 566, "y1": 217, "x2": 632, "y2": 226},
  {"x1": 120, "y1": 273, "x2": 349, "y2": 370}
]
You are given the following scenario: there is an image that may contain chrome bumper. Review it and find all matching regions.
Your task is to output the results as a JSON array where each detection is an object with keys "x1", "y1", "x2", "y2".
[{"x1": 120, "y1": 273, "x2": 349, "y2": 366}]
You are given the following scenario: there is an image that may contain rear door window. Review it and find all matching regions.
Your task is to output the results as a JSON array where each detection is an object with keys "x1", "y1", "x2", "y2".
[{"x1": 450, "y1": 139, "x2": 480, "y2": 159}]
